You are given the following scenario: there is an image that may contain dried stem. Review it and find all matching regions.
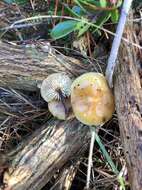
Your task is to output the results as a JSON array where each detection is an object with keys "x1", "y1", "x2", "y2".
[
  {"x1": 86, "y1": 128, "x2": 96, "y2": 189},
  {"x1": 105, "y1": 0, "x2": 133, "y2": 87}
]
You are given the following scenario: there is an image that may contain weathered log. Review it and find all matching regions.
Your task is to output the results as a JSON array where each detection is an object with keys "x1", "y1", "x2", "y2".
[
  {"x1": 0, "y1": 41, "x2": 92, "y2": 189},
  {"x1": 114, "y1": 19, "x2": 142, "y2": 190},
  {"x1": 0, "y1": 41, "x2": 93, "y2": 91},
  {"x1": 0, "y1": 24, "x2": 97, "y2": 190},
  {"x1": 3, "y1": 119, "x2": 90, "y2": 190},
  {"x1": 51, "y1": 161, "x2": 80, "y2": 190}
]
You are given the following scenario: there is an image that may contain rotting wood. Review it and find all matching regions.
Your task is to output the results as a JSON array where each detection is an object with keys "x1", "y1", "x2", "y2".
[
  {"x1": 50, "y1": 161, "x2": 80, "y2": 190},
  {"x1": 2, "y1": 119, "x2": 90, "y2": 190},
  {"x1": 0, "y1": 39, "x2": 92, "y2": 189},
  {"x1": 114, "y1": 18, "x2": 142, "y2": 190},
  {"x1": 0, "y1": 41, "x2": 94, "y2": 91}
]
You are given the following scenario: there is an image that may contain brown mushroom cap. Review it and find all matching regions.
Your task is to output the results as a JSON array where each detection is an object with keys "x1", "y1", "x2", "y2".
[{"x1": 71, "y1": 72, "x2": 115, "y2": 126}]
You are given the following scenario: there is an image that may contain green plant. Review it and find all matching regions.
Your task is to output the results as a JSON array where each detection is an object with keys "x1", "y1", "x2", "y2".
[{"x1": 51, "y1": 0, "x2": 122, "y2": 40}]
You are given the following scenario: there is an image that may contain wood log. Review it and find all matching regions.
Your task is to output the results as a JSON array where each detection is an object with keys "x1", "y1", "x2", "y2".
[
  {"x1": 0, "y1": 41, "x2": 92, "y2": 91},
  {"x1": 51, "y1": 161, "x2": 80, "y2": 190},
  {"x1": 2, "y1": 119, "x2": 90, "y2": 190},
  {"x1": 114, "y1": 19, "x2": 142, "y2": 190},
  {"x1": 0, "y1": 34, "x2": 94, "y2": 190},
  {"x1": 0, "y1": 22, "x2": 97, "y2": 190}
]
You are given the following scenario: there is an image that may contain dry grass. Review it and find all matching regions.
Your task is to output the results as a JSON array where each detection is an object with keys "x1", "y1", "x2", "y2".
[{"x1": 0, "y1": 87, "x2": 50, "y2": 152}]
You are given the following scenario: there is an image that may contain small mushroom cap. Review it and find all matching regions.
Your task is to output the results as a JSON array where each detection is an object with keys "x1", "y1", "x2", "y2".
[
  {"x1": 48, "y1": 100, "x2": 66, "y2": 120},
  {"x1": 71, "y1": 72, "x2": 115, "y2": 126},
  {"x1": 48, "y1": 98, "x2": 71, "y2": 120},
  {"x1": 40, "y1": 73, "x2": 72, "y2": 102}
]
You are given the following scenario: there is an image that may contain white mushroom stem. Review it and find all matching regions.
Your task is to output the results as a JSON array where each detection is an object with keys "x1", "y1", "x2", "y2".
[{"x1": 105, "y1": 0, "x2": 133, "y2": 87}]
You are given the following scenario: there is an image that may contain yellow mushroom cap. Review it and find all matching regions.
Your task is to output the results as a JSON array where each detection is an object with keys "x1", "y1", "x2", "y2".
[{"x1": 71, "y1": 72, "x2": 115, "y2": 126}]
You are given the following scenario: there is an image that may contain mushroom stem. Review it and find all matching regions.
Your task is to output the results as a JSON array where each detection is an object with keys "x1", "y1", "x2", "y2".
[
  {"x1": 58, "y1": 89, "x2": 68, "y2": 117},
  {"x1": 86, "y1": 127, "x2": 96, "y2": 189}
]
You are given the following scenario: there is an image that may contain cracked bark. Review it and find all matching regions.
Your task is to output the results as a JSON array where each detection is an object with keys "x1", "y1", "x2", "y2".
[
  {"x1": 0, "y1": 41, "x2": 92, "y2": 91},
  {"x1": 0, "y1": 41, "x2": 92, "y2": 190},
  {"x1": 114, "y1": 19, "x2": 142, "y2": 190},
  {"x1": 2, "y1": 119, "x2": 90, "y2": 190}
]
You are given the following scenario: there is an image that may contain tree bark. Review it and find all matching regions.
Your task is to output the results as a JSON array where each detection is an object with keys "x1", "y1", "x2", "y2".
[
  {"x1": 51, "y1": 161, "x2": 80, "y2": 190},
  {"x1": 3, "y1": 119, "x2": 90, "y2": 190},
  {"x1": 0, "y1": 41, "x2": 92, "y2": 190},
  {"x1": 0, "y1": 41, "x2": 92, "y2": 91},
  {"x1": 114, "y1": 20, "x2": 142, "y2": 190}
]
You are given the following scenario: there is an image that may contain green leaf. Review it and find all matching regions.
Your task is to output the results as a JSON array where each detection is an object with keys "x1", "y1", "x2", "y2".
[
  {"x1": 92, "y1": 128, "x2": 119, "y2": 175},
  {"x1": 51, "y1": 20, "x2": 78, "y2": 40},
  {"x1": 118, "y1": 176, "x2": 126, "y2": 190},
  {"x1": 93, "y1": 11, "x2": 111, "y2": 33},
  {"x1": 77, "y1": 0, "x2": 100, "y2": 5},
  {"x1": 111, "y1": 9, "x2": 119, "y2": 23},
  {"x1": 74, "y1": 0, "x2": 101, "y2": 13},
  {"x1": 4, "y1": 0, "x2": 13, "y2": 3},
  {"x1": 76, "y1": 21, "x2": 90, "y2": 37},
  {"x1": 99, "y1": 0, "x2": 107, "y2": 7},
  {"x1": 72, "y1": 6, "x2": 86, "y2": 16},
  {"x1": 4, "y1": 0, "x2": 27, "y2": 5},
  {"x1": 116, "y1": 0, "x2": 122, "y2": 7},
  {"x1": 74, "y1": 0, "x2": 88, "y2": 13},
  {"x1": 63, "y1": 4, "x2": 81, "y2": 18}
]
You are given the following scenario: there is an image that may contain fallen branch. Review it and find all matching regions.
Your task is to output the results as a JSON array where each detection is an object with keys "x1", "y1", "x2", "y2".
[
  {"x1": 51, "y1": 161, "x2": 80, "y2": 190},
  {"x1": 114, "y1": 17, "x2": 142, "y2": 190},
  {"x1": 3, "y1": 119, "x2": 89, "y2": 190},
  {"x1": 0, "y1": 41, "x2": 92, "y2": 91}
]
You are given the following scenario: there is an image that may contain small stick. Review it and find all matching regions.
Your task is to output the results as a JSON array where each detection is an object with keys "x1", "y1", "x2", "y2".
[
  {"x1": 86, "y1": 126, "x2": 119, "y2": 189},
  {"x1": 105, "y1": 0, "x2": 133, "y2": 87},
  {"x1": 86, "y1": 127, "x2": 96, "y2": 189}
]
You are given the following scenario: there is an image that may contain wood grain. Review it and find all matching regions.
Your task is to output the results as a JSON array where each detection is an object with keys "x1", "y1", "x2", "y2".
[
  {"x1": 114, "y1": 19, "x2": 142, "y2": 190},
  {"x1": 0, "y1": 41, "x2": 93, "y2": 91},
  {"x1": 3, "y1": 119, "x2": 90, "y2": 190}
]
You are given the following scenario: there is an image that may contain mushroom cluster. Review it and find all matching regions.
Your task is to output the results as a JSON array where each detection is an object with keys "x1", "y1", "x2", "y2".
[
  {"x1": 40, "y1": 72, "x2": 115, "y2": 188},
  {"x1": 40, "y1": 72, "x2": 115, "y2": 124},
  {"x1": 40, "y1": 73, "x2": 72, "y2": 120}
]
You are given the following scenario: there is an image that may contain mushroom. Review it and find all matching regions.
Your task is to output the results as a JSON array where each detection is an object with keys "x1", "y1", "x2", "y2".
[
  {"x1": 48, "y1": 98, "x2": 71, "y2": 120},
  {"x1": 40, "y1": 73, "x2": 72, "y2": 102},
  {"x1": 71, "y1": 72, "x2": 115, "y2": 125},
  {"x1": 40, "y1": 73, "x2": 72, "y2": 120},
  {"x1": 70, "y1": 72, "x2": 115, "y2": 188}
]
